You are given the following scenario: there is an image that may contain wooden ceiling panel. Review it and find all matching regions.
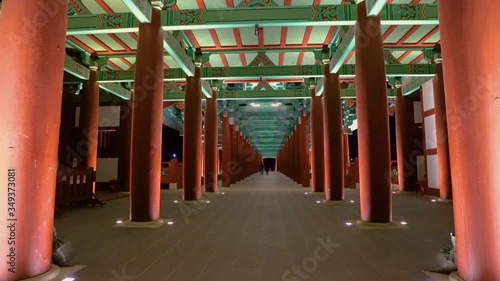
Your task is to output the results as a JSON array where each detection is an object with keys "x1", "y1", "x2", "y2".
[
  {"x1": 400, "y1": 51, "x2": 421, "y2": 64},
  {"x1": 264, "y1": 27, "x2": 282, "y2": 46},
  {"x1": 292, "y1": 0, "x2": 314, "y2": 5},
  {"x1": 301, "y1": 52, "x2": 316, "y2": 65},
  {"x1": 81, "y1": 0, "x2": 106, "y2": 14},
  {"x1": 309, "y1": 26, "x2": 331, "y2": 44},
  {"x1": 240, "y1": 28, "x2": 259, "y2": 46},
  {"x1": 283, "y1": 52, "x2": 299, "y2": 66},
  {"x1": 404, "y1": 25, "x2": 436, "y2": 44},
  {"x1": 192, "y1": 30, "x2": 216, "y2": 47},
  {"x1": 320, "y1": 0, "x2": 343, "y2": 4},
  {"x1": 215, "y1": 29, "x2": 237, "y2": 46},
  {"x1": 204, "y1": 0, "x2": 230, "y2": 9},
  {"x1": 424, "y1": 30, "x2": 440, "y2": 44},
  {"x1": 176, "y1": 0, "x2": 199, "y2": 9},
  {"x1": 114, "y1": 33, "x2": 137, "y2": 50},
  {"x1": 108, "y1": 58, "x2": 129, "y2": 70},
  {"x1": 244, "y1": 53, "x2": 258, "y2": 66},
  {"x1": 103, "y1": 0, "x2": 130, "y2": 13},
  {"x1": 209, "y1": 54, "x2": 225, "y2": 67},
  {"x1": 286, "y1": 27, "x2": 307, "y2": 45},
  {"x1": 73, "y1": 35, "x2": 106, "y2": 52},
  {"x1": 225, "y1": 54, "x2": 245, "y2": 67},
  {"x1": 391, "y1": 51, "x2": 406, "y2": 60},
  {"x1": 94, "y1": 34, "x2": 124, "y2": 51},
  {"x1": 384, "y1": 25, "x2": 413, "y2": 44},
  {"x1": 267, "y1": 52, "x2": 280, "y2": 65}
]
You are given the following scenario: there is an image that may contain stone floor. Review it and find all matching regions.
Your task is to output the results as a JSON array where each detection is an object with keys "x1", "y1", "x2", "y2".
[{"x1": 55, "y1": 172, "x2": 455, "y2": 281}]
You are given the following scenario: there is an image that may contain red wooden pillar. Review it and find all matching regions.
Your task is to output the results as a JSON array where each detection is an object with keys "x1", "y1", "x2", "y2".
[
  {"x1": 395, "y1": 87, "x2": 419, "y2": 192},
  {"x1": 205, "y1": 93, "x2": 218, "y2": 192},
  {"x1": 355, "y1": 2, "x2": 392, "y2": 223},
  {"x1": 439, "y1": 1, "x2": 500, "y2": 280},
  {"x1": 344, "y1": 134, "x2": 350, "y2": 167},
  {"x1": 433, "y1": 62, "x2": 453, "y2": 200},
  {"x1": 0, "y1": 1, "x2": 68, "y2": 279},
  {"x1": 222, "y1": 114, "x2": 231, "y2": 187},
  {"x1": 130, "y1": 9, "x2": 164, "y2": 222},
  {"x1": 298, "y1": 113, "x2": 310, "y2": 187},
  {"x1": 310, "y1": 89, "x2": 325, "y2": 192},
  {"x1": 79, "y1": 70, "x2": 99, "y2": 176},
  {"x1": 183, "y1": 67, "x2": 203, "y2": 200},
  {"x1": 323, "y1": 65, "x2": 344, "y2": 201}
]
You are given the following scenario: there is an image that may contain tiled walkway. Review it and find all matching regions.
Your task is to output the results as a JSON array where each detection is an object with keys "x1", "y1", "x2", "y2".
[{"x1": 55, "y1": 172, "x2": 454, "y2": 281}]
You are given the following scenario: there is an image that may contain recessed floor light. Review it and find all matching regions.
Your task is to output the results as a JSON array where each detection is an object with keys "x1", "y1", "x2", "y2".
[
  {"x1": 400, "y1": 221, "x2": 408, "y2": 225},
  {"x1": 173, "y1": 200, "x2": 178, "y2": 203},
  {"x1": 350, "y1": 200, "x2": 355, "y2": 203},
  {"x1": 392, "y1": 191, "x2": 396, "y2": 194},
  {"x1": 62, "y1": 278, "x2": 75, "y2": 281},
  {"x1": 167, "y1": 221, "x2": 174, "y2": 225},
  {"x1": 116, "y1": 220, "x2": 123, "y2": 224},
  {"x1": 206, "y1": 200, "x2": 210, "y2": 203},
  {"x1": 431, "y1": 199, "x2": 437, "y2": 202},
  {"x1": 316, "y1": 200, "x2": 321, "y2": 204},
  {"x1": 345, "y1": 222, "x2": 353, "y2": 226}
]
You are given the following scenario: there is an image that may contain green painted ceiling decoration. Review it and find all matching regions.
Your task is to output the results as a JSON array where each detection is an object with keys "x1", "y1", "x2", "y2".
[
  {"x1": 237, "y1": 0, "x2": 279, "y2": 8},
  {"x1": 53, "y1": 0, "x2": 440, "y2": 157}
]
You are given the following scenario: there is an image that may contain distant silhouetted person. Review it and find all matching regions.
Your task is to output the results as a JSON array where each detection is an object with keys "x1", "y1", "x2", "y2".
[
  {"x1": 260, "y1": 162, "x2": 264, "y2": 174},
  {"x1": 265, "y1": 165, "x2": 269, "y2": 175}
]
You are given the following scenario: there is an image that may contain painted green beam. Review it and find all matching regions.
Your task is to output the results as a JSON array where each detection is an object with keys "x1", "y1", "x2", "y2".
[
  {"x1": 100, "y1": 83, "x2": 131, "y2": 100},
  {"x1": 64, "y1": 56, "x2": 90, "y2": 80},
  {"x1": 66, "y1": 4, "x2": 438, "y2": 35},
  {"x1": 402, "y1": 76, "x2": 434, "y2": 96},
  {"x1": 98, "y1": 64, "x2": 436, "y2": 83},
  {"x1": 330, "y1": 26, "x2": 355, "y2": 74},
  {"x1": 366, "y1": 0, "x2": 387, "y2": 17},
  {"x1": 164, "y1": 31, "x2": 196, "y2": 77},
  {"x1": 163, "y1": 87, "x2": 397, "y2": 101}
]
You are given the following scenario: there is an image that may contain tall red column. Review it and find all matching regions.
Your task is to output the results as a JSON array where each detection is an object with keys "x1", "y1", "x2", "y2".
[
  {"x1": 439, "y1": 1, "x2": 500, "y2": 280},
  {"x1": 344, "y1": 134, "x2": 350, "y2": 166},
  {"x1": 433, "y1": 62, "x2": 452, "y2": 200},
  {"x1": 222, "y1": 114, "x2": 231, "y2": 187},
  {"x1": 355, "y1": 2, "x2": 391, "y2": 223},
  {"x1": 130, "y1": 9, "x2": 164, "y2": 221},
  {"x1": 0, "y1": 1, "x2": 68, "y2": 279},
  {"x1": 310, "y1": 89, "x2": 325, "y2": 192},
  {"x1": 298, "y1": 113, "x2": 310, "y2": 187},
  {"x1": 205, "y1": 93, "x2": 218, "y2": 193},
  {"x1": 79, "y1": 70, "x2": 99, "y2": 174},
  {"x1": 183, "y1": 67, "x2": 203, "y2": 200},
  {"x1": 323, "y1": 65, "x2": 344, "y2": 201},
  {"x1": 395, "y1": 87, "x2": 419, "y2": 192}
]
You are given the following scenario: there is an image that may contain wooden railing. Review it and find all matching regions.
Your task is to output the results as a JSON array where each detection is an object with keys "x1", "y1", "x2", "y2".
[{"x1": 55, "y1": 168, "x2": 104, "y2": 207}]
